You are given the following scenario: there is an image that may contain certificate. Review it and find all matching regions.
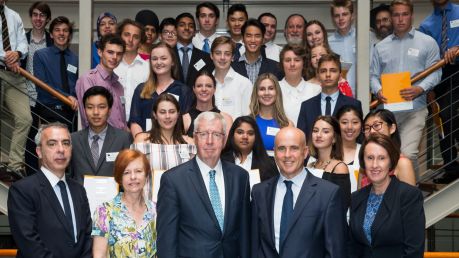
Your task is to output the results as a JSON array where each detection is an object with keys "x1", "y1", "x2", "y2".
[
  {"x1": 381, "y1": 72, "x2": 413, "y2": 112},
  {"x1": 83, "y1": 175, "x2": 119, "y2": 215},
  {"x1": 150, "y1": 170, "x2": 166, "y2": 203},
  {"x1": 249, "y1": 169, "x2": 261, "y2": 190}
]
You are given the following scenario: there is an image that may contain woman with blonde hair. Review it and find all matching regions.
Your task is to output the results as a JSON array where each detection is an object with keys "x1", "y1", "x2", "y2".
[
  {"x1": 250, "y1": 73, "x2": 292, "y2": 154},
  {"x1": 129, "y1": 42, "x2": 192, "y2": 137}
]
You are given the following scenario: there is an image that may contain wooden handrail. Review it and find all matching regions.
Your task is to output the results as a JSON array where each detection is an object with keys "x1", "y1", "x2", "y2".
[
  {"x1": 17, "y1": 67, "x2": 73, "y2": 107},
  {"x1": 369, "y1": 49, "x2": 459, "y2": 110}
]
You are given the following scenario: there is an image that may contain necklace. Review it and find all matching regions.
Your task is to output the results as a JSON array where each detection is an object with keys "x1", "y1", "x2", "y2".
[{"x1": 314, "y1": 160, "x2": 331, "y2": 170}]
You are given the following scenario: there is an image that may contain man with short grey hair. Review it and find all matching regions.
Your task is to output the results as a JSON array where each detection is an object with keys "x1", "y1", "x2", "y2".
[
  {"x1": 157, "y1": 111, "x2": 250, "y2": 258},
  {"x1": 8, "y1": 122, "x2": 92, "y2": 258}
]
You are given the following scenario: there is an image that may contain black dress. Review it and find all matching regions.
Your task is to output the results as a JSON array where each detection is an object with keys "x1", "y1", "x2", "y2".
[
  {"x1": 322, "y1": 161, "x2": 351, "y2": 210},
  {"x1": 186, "y1": 106, "x2": 221, "y2": 137}
]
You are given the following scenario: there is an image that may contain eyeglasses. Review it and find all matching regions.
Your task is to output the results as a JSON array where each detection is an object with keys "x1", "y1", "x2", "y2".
[
  {"x1": 194, "y1": 131, "x2": 225, "y2": 140},
  {"x1": 363, "y1": 122, "x2": 384, "y2": 133},
  {"x1": 162, "y1": 31, "x2": 177, "y2": 37}
]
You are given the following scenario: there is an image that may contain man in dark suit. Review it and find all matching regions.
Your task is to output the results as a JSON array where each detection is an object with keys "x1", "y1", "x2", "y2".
[
  {"x1": 251, "y1": 127, "x2": 347, "y2": 258},
  {"x1": 175, "y1": 12, "x2": 214, "y2": 88},
  {"x1": 157, "y1": 112, "x2": 250, "y2": 258},
  {"x1": 231, "y1": 18, "x2": 282, "y2": 84},
  {"x1": 8, "y1": 122, "x2": 92, "y2": 258},
  {"x1": 297, "y1": 53, "x2": 362, "y2": 139},
  {"x1": 71, "y1": 86, "x2": 132, "y2": 184}
]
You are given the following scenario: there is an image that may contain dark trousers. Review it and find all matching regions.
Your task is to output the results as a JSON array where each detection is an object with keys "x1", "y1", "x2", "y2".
[
  {"x1": 435, "y1": 63, "x2": 459, "y2": 173},
  {"x1": 24, "y1": 105, "x2": 40, "y2": 176},
  {"x1": 36, "y1": 104, "x2": 77, "y2": 132}
]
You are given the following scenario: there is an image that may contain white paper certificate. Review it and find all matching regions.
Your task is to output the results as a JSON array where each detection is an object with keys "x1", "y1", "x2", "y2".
[
  {"x1": 84, "y1": 176, "x2": 119, "y2": 216},
  {"x1": 249, "y1": 169, "x2": 261, "y2": 190},
  {"x1": 151, "y1": 170, "x2": 166, "y2": 203}
]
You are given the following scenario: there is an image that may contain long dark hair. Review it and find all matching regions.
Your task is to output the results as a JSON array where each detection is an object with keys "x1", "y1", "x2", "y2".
[
  {"x1": 309, "y1": 115, "x2": 343, "y2": 160},
  {"x1": 148, "y1": 93, "x2": 186, "y2": 144},
  {"x1": 363, "y1": 109, "x2": 401, "y2": 149}
]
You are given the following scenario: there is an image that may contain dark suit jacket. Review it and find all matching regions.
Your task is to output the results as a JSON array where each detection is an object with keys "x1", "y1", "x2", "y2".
[
  {"x1": 20, "y1": 30, "x2": 53, "y2": 69},
  {"x1": 157, "y1": 158, "x2": 251, "y2": 258},
  {"x1": 231, "y1": 56, "x2": 283, "y2": 81},
  {"x1": 297, "y1": 92, "x2": 362, "y2": 139},
  {"x1": 70, "y1": 125, "x2": 132, "y2": 184},
  {"x1": 7, "y1": 170, "x2": 92, "y2": 258},
  {"x1": 348, "y1": 177, "x2": 425, "y2": 258},
  {"x1": 220, "y1": 151, "x2": 279, "y2": 181},
  {"x1": 251, "y1": 170, "x2": 347, "y2": 258},
  {"x1": 175, "y1": 46, "x2": 214, "y2": 88}
]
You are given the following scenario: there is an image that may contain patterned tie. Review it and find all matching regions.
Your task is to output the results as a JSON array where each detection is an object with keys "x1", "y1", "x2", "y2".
[
  {"x1": 91, "y1": 135, "x2": 100, "y2": 166},
  {"x1": 60, "y1": 50, "x2": 70, "y2": 93},
  {"x1": 202, "y1": 38, "x2": 210, "y2": 53},
  {"x1": 233, "y1": 43, "x2": 242, "y2": 62},
  {"x1": 209, "y1": 170, "x2": 224, "y2": 231},
  {"x1": 280, "y1": 180, "x2": 293, "y2": 250},
  {"x1": 325, "y1": 96, "x2": 332, "y2": 116},
  {"x1": 441, "y1": 9, "x2": 448, "y2": 57},
  {"x1": 181, "y1": 46, "x2": 190, "y2": 81},
  {"x1": 0, "y1": 5, "x2": 11, "y2": 52},
  {"x1": 57, "y1": 181, "x2": 75, "y2": 240}
]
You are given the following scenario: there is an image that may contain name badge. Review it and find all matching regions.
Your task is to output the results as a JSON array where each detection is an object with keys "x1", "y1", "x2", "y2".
[
  {"x1": 106, "y1": 152, "x2": 119, "y2": 162},
  {"x1": 450, "y1": 19, "x2": 459, "y2": 28},
  {"x1": 266, "y1": 126, "x2": 280, "y2": 136},
  {"x1": 179, "y1": 150, "x2": 190, "y2": 159},
  {"x1": 407, "y1": 48, "x2": 419, "y2": 57},
  {"x1": 67, "y1": 64, "x2": 77, "y2": 74},
  {"x1": 194, "y1": 59, "x2": 206, "y2": 71},
  {"x1": 222, "y1": 97, "x2": 234, "y2": 106},
  {"x1": 168, "y1": 93, "x2": 180, "y2": 102}
]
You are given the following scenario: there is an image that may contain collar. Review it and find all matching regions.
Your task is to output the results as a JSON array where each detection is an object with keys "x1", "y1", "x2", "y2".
[
  {"x1": 51, "y1": 45, "x2": 69, "y2": 54},
  {"x1": 213, "y1": 67, "x2": 237, "y2": 82},
  {"x1": 41, "y1": 166, "x2": 66, "y2": 188},
  {"x1": 240, "y1": 53, "x2": 263, "y2": 64},
  {"x1": 30, "y1": 31, "x2": 47, "y2": 44},
  {"x1": 434, "y1": 2, "x2": 453, "y2": 14},
  {"x1": 321, "y1": 90, "x2": 340, "y2": 101},
  {"x1": 282, "y1": 78, "x2": 306, "y2": 92},
  {"x1": 235, "y1": 151, "x2": 253, "y2": 165},
  {"x1": 177, "y1": 42, "x2": 194, "y2": 51},
  {"x1": 196, "y1": 32, "x2": 217, "y2": 41},
  {"x1": 334, "y1": 26, "x2": 355, "y2": 38},
  {"x1": 95, "y1": 64, "x2": 117, "y2": 80},
  {"x1": 278, "y1": 168, "x2": 307, "y2": 188},
  {"x1": 196, "y1": 155, "x2": 222, "y2": 172},
  {"x1": 89, "y1": 125, "x2": 108, "y2": 141},
  {"x1": 265, "y1": 41, "x2": 275, "y2": 47},
  {"x1": 391, "y1": 27, "x2": 415, "y2": 40},
  {"x1": 114, "y1": 192, "x2": 154, "y2": 214}
]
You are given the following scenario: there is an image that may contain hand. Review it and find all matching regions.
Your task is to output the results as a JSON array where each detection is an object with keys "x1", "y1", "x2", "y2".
[
  {"x1": 400, "y1": 86, "x2": 424, "y2": 101},
  {"x1": 4, "y1": 51, "x2": 20, "y2": 66},
  {"x1": 6, "y1": 61, "x2": 20, "y2": 73},
  {"x1": 444, "y1": 46, "x2": 459, "y2": 65},
  {"x1": 377, "y1": 90, "x2": 388, "y2": 103},
  {"x1": 68, "y1": 96, "x2": 79, "y2": 110}
]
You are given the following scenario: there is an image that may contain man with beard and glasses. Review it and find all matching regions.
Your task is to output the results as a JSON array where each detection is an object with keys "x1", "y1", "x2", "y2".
[{"x1": 370, "y1": 4, "x2": 393, "y2": 46}]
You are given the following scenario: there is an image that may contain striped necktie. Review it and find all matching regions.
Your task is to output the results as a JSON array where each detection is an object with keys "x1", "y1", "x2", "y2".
[
  {"x1": 441, "y1": 9, "x2": 448, "y2": 57},
  {"x1": 209, "y1": 170, "x2": 224, "y2": 231},
  {"x1": 0, "y1": 5, "x2": 11, "y2": 52}
]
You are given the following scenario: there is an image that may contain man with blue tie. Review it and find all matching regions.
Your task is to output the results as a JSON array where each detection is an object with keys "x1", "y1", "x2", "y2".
[
  {"x1": 297, "y1": 53, "x2": 362, "y2": 140},
  {"x1": 251, "y1": 127, "x2": 347, "y2": 257},
  {"x1": 192, "y1": 2, "x2": 219, "y2": 53},
  {"x1": 157, "y1": 111, "x2": 250, "y2": 258},
  {"x1": 8, "y1": 123, "x2": 92, "y2": 258}
]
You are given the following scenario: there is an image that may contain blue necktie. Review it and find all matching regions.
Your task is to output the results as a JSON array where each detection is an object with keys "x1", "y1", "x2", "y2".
[
  {"x1": 325, "y1": 96, "x2": 332, "y2": 116},
  {"x1": 441, "y1": 9, "x2": 448, "y2": 57},
  {"x1": 280, "y1": 180, "x2": 293, "y2": 250},
  {"x1": 203, "y1": 38, "x2": 210, "y2": 53},
  {"x1": 209, "y1": 170, "x2": 224, "y2": 231},
  {"x1": 233, "y1": 43, "x2": 242, "y2": 62},
  {"x1": 181, "y1": 46, "x2": 190, "y2": 80},
  {"x1": 57, "y1": 181, "x2": 75, "y2": 240}
]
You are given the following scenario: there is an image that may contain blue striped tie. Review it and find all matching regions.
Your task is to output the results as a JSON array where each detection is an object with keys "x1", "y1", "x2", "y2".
[
  {"x1": 441, "y1": 9, "x2": 448, "y2": 57},
  {"x1": 209, "y1": 170, "x2": 224, "y2": 231}
]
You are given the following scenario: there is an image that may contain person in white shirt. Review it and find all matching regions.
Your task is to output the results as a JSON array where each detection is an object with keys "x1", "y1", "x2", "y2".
[
  {"x1": 211, "y1": 36, "x2": 252, "y2": 119},
  {"x1": 114, "y1": 19, "x2": 150, "y2": 120},
  {"x1": 279, "y1": 44, "x2": 321, "y2": 125},
  {"x1": 258, "y1": 12, "x2": 282, "y2": 62},
  {"x1": 192, "y1": 1, "x2": 219, "y2": 53}
]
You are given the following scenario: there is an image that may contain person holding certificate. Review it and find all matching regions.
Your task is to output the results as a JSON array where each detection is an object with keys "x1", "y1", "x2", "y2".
[
  {"x1": 92, "y1": 149, "x2": 156, "y2": 257},
  {"x1": 221, "y1": 116, "x2": 278, "y2": 181}
]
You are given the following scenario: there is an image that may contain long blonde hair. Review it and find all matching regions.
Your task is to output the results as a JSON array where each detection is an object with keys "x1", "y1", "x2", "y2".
[
  {"x1": 250, "y1": 73, "x2": 289, "y2": 128},
  {"x1": 140, "y1": 42, "x2": 180, "y2": 99}
]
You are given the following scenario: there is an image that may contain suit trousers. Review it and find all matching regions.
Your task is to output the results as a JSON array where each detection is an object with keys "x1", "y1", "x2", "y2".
[
  {"x1": 0, "y1": 69, "x2": 32, "y2": 169},
  {"x1": 394, "y1": 107, "x2": 428, "y2": 179}
]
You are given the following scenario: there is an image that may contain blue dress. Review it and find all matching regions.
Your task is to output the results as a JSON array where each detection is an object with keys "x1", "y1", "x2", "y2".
[{"x1": 255, "y1": 115, "x2": 280, "y2": 152}]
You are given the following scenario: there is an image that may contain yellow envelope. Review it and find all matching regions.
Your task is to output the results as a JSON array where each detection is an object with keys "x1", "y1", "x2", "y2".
[{"x1": 381, "y1": 72, "x2": 411, "y2": 103}]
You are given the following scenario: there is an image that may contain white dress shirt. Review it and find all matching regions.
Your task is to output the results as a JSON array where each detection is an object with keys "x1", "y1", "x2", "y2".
[
  {"x1": 196, "y1": 156, "x2": 226, "y2": 216},
  {"x1": 264, "y1": 41, "x2": 282, "y2": 62},
  {"x1": 114, "y1": 54, "x2": 150, "y2": 120},
  {"x1": 320, "y1": 90, "x2": 340, "y2": 115},
  {"x1": 279, "y1": 78, "x2": 321, "y2": 125},
  {"x1": 41, "y1": 166, "x2": 77, "y2": 242},
  {"x1": 192, "y1": 32, "x2": 218, "y2": 51},
  {"x1": 0, "y1": 5, "x2": 28, "y2": 61},
  {"x1": 213, "y1": 67, "x2": 252, "y2": 119},
  {"x1": 235, "y1": 151, "x2": 253, "y2": 172},
  {"x1": 273, "y1": 168, "x2": 307, "y2": 252}
]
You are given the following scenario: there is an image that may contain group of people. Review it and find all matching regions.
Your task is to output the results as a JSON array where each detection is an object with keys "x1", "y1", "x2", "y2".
[{"x1": 1, "y1": 0, "x2": 458, "y2": 257}]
